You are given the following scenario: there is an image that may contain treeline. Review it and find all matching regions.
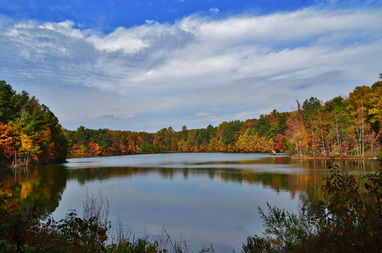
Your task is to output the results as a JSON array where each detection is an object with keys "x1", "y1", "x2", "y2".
[
  {"x1": 0, "y1": 81, "x2": 67, "y2": 166},
  {"x1": 66, "y1": 116, "x2": 287, "y2": 157},
  {"x1": 67, "y1": 80, "x2": 382, "y2": 158},
  {"x1": 1, "y1": 79, "x2": 381, "y2": 164}
]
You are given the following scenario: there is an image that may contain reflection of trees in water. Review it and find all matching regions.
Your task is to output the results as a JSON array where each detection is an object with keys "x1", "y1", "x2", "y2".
[
  {"x1": 291, "y1": 159, "x2": 379, "y2": 171},
  {"x1": 0, "y1": 164, "x2": 68, "y2": 216},
  {"x1": 67, "y1": 157, "x2": 381, "y2": 201},
  {"x1": 66, "y1": 167, "x2": 323, "y2": 200},
  {"x1": 1, "y1": 157, "x2": 379, "y2": 216}
]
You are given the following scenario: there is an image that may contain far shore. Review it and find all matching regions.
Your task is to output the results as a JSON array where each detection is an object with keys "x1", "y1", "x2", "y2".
[
  {"x1": 291, "y1": 155, "x2": 378, "y2": 160},
  {"x1": 65, "y1": 152, "x2": 381, "y2": 161}
]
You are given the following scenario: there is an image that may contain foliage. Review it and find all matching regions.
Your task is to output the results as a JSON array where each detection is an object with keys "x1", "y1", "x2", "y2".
[
  {"x1": 1, "y1": 78, "x2": 381, "y2": 161},
  {"x1": 0, "y1": 80, "x2": 67, "y2": 166},
  {"x1": 106, "y1": 239, "x2": 166, "y2": 253},
  {"x1": 0, "y1": 193, "x2": 168, "y2": 253},
  {"x1": 242, "y1": 163, "x2": 382, "y2": 252},
  {"x1": 0, "y1": 192, "x2": 217, "y2": 253},
  {"x1": 0, "y1": 182, "x2": 214, "y2": 253},
  {"x1": 66, "y1": 80, "x2": 381, "y2": 158},
  {"x1": 242, "y1": 236, "x2": 273, "y2": 253}
]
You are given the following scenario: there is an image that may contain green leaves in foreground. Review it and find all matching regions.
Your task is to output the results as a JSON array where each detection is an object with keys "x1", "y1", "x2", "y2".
[
  {"x1": 0, "y1": 203, "x2": 166, "y2": 253},
  {"x1": 243, "y1": 164, "x2": 382, "y2": 253}
]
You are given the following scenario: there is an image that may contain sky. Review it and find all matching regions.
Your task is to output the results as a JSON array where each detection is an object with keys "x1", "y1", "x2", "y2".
[{"x1": 0, "y1": 0, "x2": 381, "y2": 132}]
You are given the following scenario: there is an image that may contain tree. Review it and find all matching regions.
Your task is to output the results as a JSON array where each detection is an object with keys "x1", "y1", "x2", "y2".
[
  {"x1": 63, "y1": 80, "x2": 381, "y2": 159},
  {"x1": 0, "y1": 122, "x2": 19, "y2": 162},
  {"x1": 0, "y1": 81, "x2": 68, "y2": 165},
  {"x1": 285, "y1": 102, "x2": 309, "y2": 155},
  {"x1": 0, "y1": 80, "x2": 17, "y2": 123},
  {"x1": 323, "y1": 97, "x2": 351, "y2": 156},
  {"x1": 347, "y1": 86, "x2": 373, "y2": 156},
  {"x1": 302, "y1": 97, "x2": 322, "y2": 156}
]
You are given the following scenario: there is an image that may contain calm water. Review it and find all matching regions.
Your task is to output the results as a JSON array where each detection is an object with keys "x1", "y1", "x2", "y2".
[{"x1": 1, "y1": 153, "x2": 380, "y2": 252}]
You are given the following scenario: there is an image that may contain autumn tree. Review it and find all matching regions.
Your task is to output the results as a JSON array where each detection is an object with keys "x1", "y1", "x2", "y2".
[
  {"x1": 64, "y1": 79, "x2": 381, "y2": 159},
  {"x1": 0, "y1": 81, "x2": 67, "y2": 165},
  {"x1": 347, "y1": 86, "x2": 373, "y2": 156},
  {"x1": 286, "y1": 101, "x2": 309, "y2": 155}
]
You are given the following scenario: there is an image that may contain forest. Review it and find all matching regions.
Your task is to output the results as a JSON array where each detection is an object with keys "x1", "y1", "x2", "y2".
[
  {"x1": 1, "y1": 79, "x2": 381, "y2": 167},
  {"x1": 0, "y1": 81, "x2": 67, "y2": 166},
  {"x1": 66, "y1": 80, "x2": 382, "y2": 160}
]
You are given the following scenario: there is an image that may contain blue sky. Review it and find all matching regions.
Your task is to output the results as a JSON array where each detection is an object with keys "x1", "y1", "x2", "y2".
[
  {"x1": 0, "y1": 0, "x2": 382, "y2": 132},
  {"x1": 1, "y1": 0, "x2": 380, "y2": 31}
]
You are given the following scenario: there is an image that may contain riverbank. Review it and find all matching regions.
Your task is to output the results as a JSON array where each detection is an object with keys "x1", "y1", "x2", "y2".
[
  {"x1": 67, "y1": 151, "x2": 289, "y2": 159},
  {"x1": 291, "y1": 155, "x2": 378, "y2": 160}
]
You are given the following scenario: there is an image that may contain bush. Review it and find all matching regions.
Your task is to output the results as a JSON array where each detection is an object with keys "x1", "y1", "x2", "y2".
[
  {"x1": 106, "y1": 239, "x2": 166, "y2": 253},
  {"x1": 0, "y1": 192, "x2": 215, "y2": 253},
  {"x1": 377, "y1": 152, "x2": 382, "y2": 160},
  {"x1": 243, "y1": 163, "x2": 382, "y2": 253},
  {"x1": 0, "y1": 195, "x2": 165, "y2": 253}
]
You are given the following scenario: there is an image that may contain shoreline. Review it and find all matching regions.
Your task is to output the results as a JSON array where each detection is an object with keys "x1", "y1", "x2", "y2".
[
  {"x1": 67, "y1": 151, "x2": 283, "y2": 159},
  {"x1": 291, "y1": 155, "x2": 378, "y2": 160},
  {"x1": 66, "y1": 152, "x2": 379, "y2": 161}
]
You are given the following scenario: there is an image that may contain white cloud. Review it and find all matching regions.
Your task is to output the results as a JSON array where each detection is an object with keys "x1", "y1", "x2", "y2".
[
  {"x1": 87, "y1": 27, "x2": 149, "y2": 54},
  {"x1": 0, "y1": 8, "x2": 381, "y2": 131},
  {"x1": 209, "y1": 7, "x2": 220, "y2": 14},
  {"x1": 195, "y1": 112, "x2": 212, "y2": 117},
  {"x1": 193, "y1": 9, "x2": 381, "y2": 44}
]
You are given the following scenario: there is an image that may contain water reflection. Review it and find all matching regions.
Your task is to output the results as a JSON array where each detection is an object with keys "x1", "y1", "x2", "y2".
[
  {"x1": 66, "y1": 156, "x2": 379, "y2": 199},
  {"x1": 68, "y1": 166, "x2": 319, "y2": 199},
  {"x1": 0, "y1": 154, "x2": 380, "y2": 252},
  {"x1": 0, "y1": 155, "x2": 379, "y2": 218},
  {"x1": 0, "y1": 165, "x2": 67, "y2": 216}
]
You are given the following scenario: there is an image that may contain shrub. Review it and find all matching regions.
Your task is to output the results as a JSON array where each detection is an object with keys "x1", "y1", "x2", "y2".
[
  {"x1": 243, "y1": 163, "x2": 382, "y2": 252},
  {"x1": 0, "y1": 195, "x2": 165, "y2": 253}
]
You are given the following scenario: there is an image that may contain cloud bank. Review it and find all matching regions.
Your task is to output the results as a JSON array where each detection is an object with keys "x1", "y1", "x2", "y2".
[{"x1": 0, "y1": 8, "x2": 381, "y2": 131}]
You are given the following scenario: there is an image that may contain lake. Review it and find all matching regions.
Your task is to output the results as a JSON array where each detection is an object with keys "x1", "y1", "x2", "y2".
[{"x1": 1, "y1": 153, "x2": 380, "y2": 252}]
